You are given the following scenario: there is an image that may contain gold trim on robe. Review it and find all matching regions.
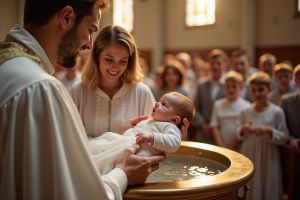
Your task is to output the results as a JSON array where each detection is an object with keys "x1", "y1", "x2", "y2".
[{"x1": 0, "y1": 38, "x2": 43, "y2": 67}]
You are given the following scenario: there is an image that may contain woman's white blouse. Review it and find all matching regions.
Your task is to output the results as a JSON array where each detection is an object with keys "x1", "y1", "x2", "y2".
[{"x1": 70, "y1": 81, "x2": 156, "y2": 137}]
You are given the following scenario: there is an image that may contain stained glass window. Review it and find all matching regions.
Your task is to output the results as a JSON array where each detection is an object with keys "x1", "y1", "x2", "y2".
[
  {"x1": 113, "y1": 0, "x2": 133, "y2": 32},
  {"x1": 186, "y1": 0, "x2": 215, "y2": 27}
]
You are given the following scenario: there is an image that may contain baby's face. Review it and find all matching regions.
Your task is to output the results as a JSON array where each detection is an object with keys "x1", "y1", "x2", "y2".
[{"x1": 152, "y1": 94, "x2": 178, "y2": 122}]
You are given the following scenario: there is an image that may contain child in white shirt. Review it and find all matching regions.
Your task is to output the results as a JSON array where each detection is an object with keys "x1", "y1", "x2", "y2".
[{"x1": 210, "y1": 71, "x2": 251, "y2": 150}]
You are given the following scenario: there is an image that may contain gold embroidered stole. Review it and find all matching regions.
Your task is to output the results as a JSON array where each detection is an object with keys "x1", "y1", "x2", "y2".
[{"x1": 0, "y1": 35, "x2": 43, "y2": 67}]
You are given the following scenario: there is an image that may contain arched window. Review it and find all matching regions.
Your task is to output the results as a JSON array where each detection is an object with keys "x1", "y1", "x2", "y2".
[
  {"x1": 113, "y1": 0, "x2": 134, "y2": 32},
  {"x1": 185, "y1": 0, "x2": 215, "y2": 27}
]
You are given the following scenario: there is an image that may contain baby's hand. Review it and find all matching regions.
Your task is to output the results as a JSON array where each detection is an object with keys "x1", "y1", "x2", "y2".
[{"x1": 136, "y1": 132, "x2": 154, "y2": 145}]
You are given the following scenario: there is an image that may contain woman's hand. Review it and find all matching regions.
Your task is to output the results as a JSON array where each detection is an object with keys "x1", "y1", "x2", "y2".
[{"x1": 129, "y1": 115, "x2": 149, "y2": 126}]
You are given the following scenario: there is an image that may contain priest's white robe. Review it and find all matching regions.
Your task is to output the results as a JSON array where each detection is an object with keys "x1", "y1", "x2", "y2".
[{"x1": 0, "y1": 25, "x2": 127, "y2": 200}]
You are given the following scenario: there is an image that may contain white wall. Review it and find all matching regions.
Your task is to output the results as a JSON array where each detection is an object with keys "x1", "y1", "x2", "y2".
[
  {"x1": 256, "y1": 0, "x2": 300, "y2": 46},
  {"x1": 0, "y1": 0, "x2": 18, "y2": 40},
  {"x1": 164, "y1": 0, "x2": 242, "y2": 49}
]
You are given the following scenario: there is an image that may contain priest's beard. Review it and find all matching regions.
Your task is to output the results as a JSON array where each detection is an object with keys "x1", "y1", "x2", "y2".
[{"x1": 57, "y1": 25, "x2": 80, "y2": 68}]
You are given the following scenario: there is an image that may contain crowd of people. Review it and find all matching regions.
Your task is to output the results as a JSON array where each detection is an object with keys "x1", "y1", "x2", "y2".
[
  {"x1": 146, "y1": 50, "x2": 300, "y2": 200},
  {"x1": 1, "y1": 0, "x2": 299, "y2": 200},
  {"x1": 138, "y1": 49, "x2": 300, "y2": 200}
]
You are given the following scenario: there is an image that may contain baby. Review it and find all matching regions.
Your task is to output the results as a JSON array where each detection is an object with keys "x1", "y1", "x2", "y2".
[{"x1": 88, "y1": 92, "x2": 195, "y2": 174}]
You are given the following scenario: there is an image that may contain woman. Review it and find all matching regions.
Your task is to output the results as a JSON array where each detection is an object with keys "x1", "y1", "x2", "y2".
[
  {"x1": 154, "y1": 59, "x2": 188, "y2": 100},
  {"x1": 70, "y1": 25, "x2": 155, "y2": 138}
]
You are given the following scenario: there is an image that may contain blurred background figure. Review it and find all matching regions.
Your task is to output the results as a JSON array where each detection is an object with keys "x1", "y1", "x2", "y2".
[
  {"x1": 281, "y1": 64, "x2": 300, "y2": 200},
  {"x1": 268, "y1": 62, "x2": 296, "y2": 105},
  {"x1": 176, "y1": 52, "x2": 196, "y2": 99},
  {"x1": 188, "y1": 57, "x2": 210, "y2": 101},
  {"x1": 231, "y1": 49, "x2": 257, "y2": 79},
  {"x1": 154, "y1": 59, "x2": 188, "y2": 100},
  {"x1": 258, "y1": 53, "x2": 277, "y2": 89},
  {"x1": 193, "y1": 57, "x2": 209, "y2": 81},
  {"x1": 210, "y1": 71, "x2": 250, "y2": 150},
  {"x1": 237, "y1": 71, "x2": 289, "y2": 200},
  {"x1": 139, "y1": 57, "x2": 156, "y2": 91},
  {"x1": 151, "y1": 65, "x2": 165, "y2": 98},
  {"x1": 55, "y1": 54, "x2": 84, "y2": 92},
  {"x1": 192, "y1": 49, "x2": 227, "y2": 143},
  {"x1": 231, "y1": 49, "x2": 257, "y2": 102}
]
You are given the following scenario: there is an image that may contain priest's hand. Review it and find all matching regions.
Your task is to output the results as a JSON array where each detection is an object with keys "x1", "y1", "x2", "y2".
[{"x1": 115, "y1": 144, "x2": 165, "y2": 186}]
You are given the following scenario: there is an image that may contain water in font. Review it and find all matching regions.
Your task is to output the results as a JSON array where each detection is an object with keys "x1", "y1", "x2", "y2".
[{"x1": 146, "y1": 154, "x2": 227, "y2": 183}]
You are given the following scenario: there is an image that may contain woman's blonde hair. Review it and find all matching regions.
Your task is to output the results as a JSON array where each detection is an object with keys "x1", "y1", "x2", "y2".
[{"x1": 82, "y1": 25, "x2": 143, "y2": 90}]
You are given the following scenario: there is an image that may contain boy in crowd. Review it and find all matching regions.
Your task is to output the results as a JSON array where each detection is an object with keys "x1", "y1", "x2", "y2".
[
  {"x1": 193, "y1": 49, "x2": 227, "y2": 144},
  {"x1": 268, "y1": 62, "x2": 296, "y2": 105},
  {"x1": 210, "y1": 71, "x2": 251, "y2": 150}
]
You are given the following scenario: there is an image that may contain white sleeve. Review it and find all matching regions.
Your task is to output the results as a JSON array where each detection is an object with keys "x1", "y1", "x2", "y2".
[
  {"x1": 0, "y1": 75, "x2": 126, "y2": 200},
  {"x1": 152, "y1": 125, "x2": 181, "y2": 153},
  {"x1": 102, "y1": 168, "x2": 128, "y2": 200},
  {"x1": 270, "y1": 108, "x2": 290, "y2": 143}
]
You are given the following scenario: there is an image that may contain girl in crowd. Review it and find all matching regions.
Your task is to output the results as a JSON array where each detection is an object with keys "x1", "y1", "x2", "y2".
[{"x1": 237, "y1": 72, "x2": 289, "y2": 200}]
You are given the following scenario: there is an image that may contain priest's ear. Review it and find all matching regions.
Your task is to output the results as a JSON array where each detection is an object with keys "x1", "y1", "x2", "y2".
[{"x1": 59, "y1": 6, "x2": 75, "y2": 29}]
